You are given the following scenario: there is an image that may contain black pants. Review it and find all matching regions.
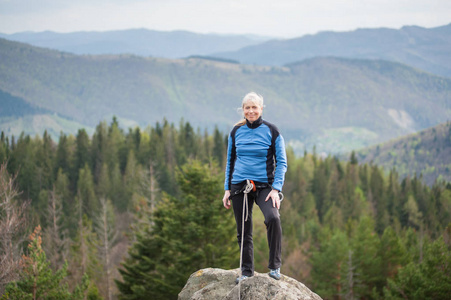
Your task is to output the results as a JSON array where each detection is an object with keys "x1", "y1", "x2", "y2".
[{"x1": 231, "y1": 182, "x2": 282, "y2": 277}]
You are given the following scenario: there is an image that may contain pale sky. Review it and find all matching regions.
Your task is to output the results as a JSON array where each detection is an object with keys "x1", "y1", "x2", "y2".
[{"x1": 0, "y1": 0, "x2": 450, "y2": 38}]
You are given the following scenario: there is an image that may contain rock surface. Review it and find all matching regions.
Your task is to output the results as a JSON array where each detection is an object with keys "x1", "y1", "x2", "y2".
[{"x1": 178, "y1": 268, "x2": 322, "y2": 300}]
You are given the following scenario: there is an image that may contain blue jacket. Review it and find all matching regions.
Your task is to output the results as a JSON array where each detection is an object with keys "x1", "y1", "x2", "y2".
[{"x1": 224, "y1": 117, "x2": 287, "y2": 191}]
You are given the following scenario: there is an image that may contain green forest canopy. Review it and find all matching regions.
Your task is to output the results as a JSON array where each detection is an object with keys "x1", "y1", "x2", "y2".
[{"x1": 0, "y1": 118, "x2": 450, "y2": 300}]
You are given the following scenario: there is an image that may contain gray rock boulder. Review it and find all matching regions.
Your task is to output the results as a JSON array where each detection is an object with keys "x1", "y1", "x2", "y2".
[{"x1": 178, "y1": 268, "x2": 322, "y2": 300}]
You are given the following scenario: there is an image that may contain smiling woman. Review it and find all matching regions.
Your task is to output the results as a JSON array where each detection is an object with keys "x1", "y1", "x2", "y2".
[
  {"x1": 235, "y1": 92, "x2": 265, "y2": 126},
  {"x1": 222, "y1": 91, "x2": 288, "y2": 284}
]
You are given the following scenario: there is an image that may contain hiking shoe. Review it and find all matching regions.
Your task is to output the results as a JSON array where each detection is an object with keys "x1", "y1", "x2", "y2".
[
  {"x1": 269, "y1": 268, "x2": 281, "y2": 280},
  {"x1": 235, "y1": 275, "x2": 249, "y2": 284}
]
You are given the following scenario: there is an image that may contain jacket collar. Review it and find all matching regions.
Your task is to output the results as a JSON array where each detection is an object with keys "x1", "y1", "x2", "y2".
[{"x1": 246, "y1": 116, "x2": 263, "y2": 129}]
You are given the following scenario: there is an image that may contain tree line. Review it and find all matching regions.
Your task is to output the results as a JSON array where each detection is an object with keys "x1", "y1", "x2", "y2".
[{"x1": 0, "y1": 118, "x2": 450, "y2": 299}]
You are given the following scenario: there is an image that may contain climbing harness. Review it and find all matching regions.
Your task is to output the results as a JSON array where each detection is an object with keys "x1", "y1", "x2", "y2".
[{"x1": 233, "y1": 181, "x2": 283, "y2": 202}]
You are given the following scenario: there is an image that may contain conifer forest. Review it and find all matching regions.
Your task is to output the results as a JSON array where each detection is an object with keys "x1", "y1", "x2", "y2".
[{"x1": 0, "y1": 118, "x2": 450, "y2": 299}]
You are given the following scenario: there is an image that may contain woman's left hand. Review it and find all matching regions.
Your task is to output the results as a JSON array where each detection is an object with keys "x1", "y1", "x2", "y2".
[{"x1": 265, "y1": 189, "x2": 280, "y2": 209}]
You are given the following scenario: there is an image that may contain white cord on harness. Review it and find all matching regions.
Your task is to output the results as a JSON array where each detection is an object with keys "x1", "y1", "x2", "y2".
[{"x1": 238, "y1": 179, "x2": 254, "y2": 299}]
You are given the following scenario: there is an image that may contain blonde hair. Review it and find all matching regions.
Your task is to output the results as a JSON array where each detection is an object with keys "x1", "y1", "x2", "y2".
[{"x1": 235, "y1": 92, "x2": 264, "y2": 126}]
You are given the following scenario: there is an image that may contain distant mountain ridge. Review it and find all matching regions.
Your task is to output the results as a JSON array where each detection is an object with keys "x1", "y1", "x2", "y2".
[
  {"x1": 354, "y1": 121, "x2": 451, "y2": 185},
  {"x1": 0, "y1": 38, "x2": 450, "y2": 155},
  {"x1": 3, "y1": 24, "x2": 450, "y2": 79},
  {"x1": 213, "y1": 23, "x2": 451, "y2": 78},
  {"x1": 0, "y1": 28, "x2": 274, "y2": 58},
  {"x1": 0, "y1": 89, "x2": 50, "y2": 117}
]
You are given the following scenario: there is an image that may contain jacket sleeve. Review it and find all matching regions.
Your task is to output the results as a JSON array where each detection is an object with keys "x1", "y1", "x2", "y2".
[
  {"x1": 224, "y1": 133, "x2": 235, "y2": 190},
  {"x1": 272, "y1": 134, "x2": 287, "y2": 192}
]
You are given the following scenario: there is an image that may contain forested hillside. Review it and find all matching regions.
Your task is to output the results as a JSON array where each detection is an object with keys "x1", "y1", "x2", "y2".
[
  {"x1": 214, "y1": 23, "x2": 451, "y2": 78},
  {"x1": 354, "y1": 121, "x2": 451, "y2": 185},
  {"x1": 1, "y1": 38, "x2": 450, "y2": 155},
  {"x1": 1, "y1": 119, "x2": 450, "y2": 299},
  {"x1": 0, "y1": 89, "x2": 91, "y2": 138},
  {"x1": 0, "y1": 89, "x2": 50, "y2": 117}
]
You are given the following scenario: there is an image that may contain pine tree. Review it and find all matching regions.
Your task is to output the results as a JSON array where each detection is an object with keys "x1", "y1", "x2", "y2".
[
  {"x1": 162, "y1": 120, "x2": 176, "y2": 171},
  {"x1": 386, "y1": 169, "x2": 401, "y2": 227},
  {"x1": 312, "y1": 162, "x2": 329, "y2": 221},
  {"x1": 8, "y1": 134, "x2": 39, "y2": 202},
  {"x1": 359, "y1": 164, "x2": 370, "y2": 196},
  {"x1": 343, "y1": 160, "x2": 360, "y2": 221},
  {"x1": 123, "y1": 150, "x2": 139, "y2": 211},
  {"x1": 212, "y1": 126, "x2": 225, "y2": 167},
  {"x1": 135, "y1": 128, "x2": 149, "y2": 166},
  {"x1": 97, "y1": 163, "x2": 111, "y2": 200},
  {"x1": 116, "y1": 160, "x2": 237, "y2": 300},
  {"x1": 148, "y1": 124, "x2": 174, "y2": 195},
  {"x1": 69, "y1": 214, "x2": 102, "y2": 298},
  {"x1": 54, "y1": 132, "x2": 71, "y2": 178},
  {"x1": 176, "y1": 120, "x2": 194, "y2": 165},
  {"x1": 375, "y1": 226, "x2": 409, "y2": 295},
  {"x1": 350, "y1": 216, "x2": 382, "y2": 299},
  {"x1": 109, "y1": 162, "x2": 125, "y2": 211},
  {"x1": 400, "y1": 176, "x2": 413, "y2": 227},
  {"x1": 383, "y1": 237, "x2": 451, "y2": 300},
  {"x1": 370, "y1": 165, "x2": 388, "y2": 234},
  {"x1": 411, "y1": 174, "x2": 428, "y2": 217},
  {"x1": 91, "y1": 121, "x2": 108, "y2": 181},
  {"x1": 106, "y1": 116, "x2": 124, "y2": 172},
  {"x1": 0, "y1": 131, "x2": 8, "y2": 163},
  {"x1": 403, "y1": 195, "x2": 423, "y2": 229},
  {"x1": 35, "y1": 130, "x2": 55, "y2": 192},
  {"x1": 1, "y1": 226, "x2": 89, "y2": 300},
  {"x1": 77, "y1": 163, "x2": 98, "y2": 218},
  {"x1": 428, "y1": 183, "x2": 451, "y2": 236},
  {"x1": 54, "y1": 169, "x2": 76, "y2": 237},
  {"x1": 73, "y1": 129, "x2": 91, "y2": 189},
  {"x1": 310, "y1": 228, "x2": 349, "y2": 299}
]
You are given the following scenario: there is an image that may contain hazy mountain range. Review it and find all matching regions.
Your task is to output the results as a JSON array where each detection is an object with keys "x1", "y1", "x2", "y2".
[
  {"x1": 214, "y1": 23, "x2": 451, "y2": 78},
  {"x1": 2, "y1": 24, "x2": 450, "y2": 78},
  {"x1": 1, "y1": 38, "x2": 450, "y2": 156},
  {"x1": 0, "y1": 29, "x2": 272, "y2": 59}
]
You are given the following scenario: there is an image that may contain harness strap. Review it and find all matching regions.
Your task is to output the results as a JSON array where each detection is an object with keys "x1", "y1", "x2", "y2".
[{"x1": 238, "y1": 179, "x2": 254, "y2": 299}]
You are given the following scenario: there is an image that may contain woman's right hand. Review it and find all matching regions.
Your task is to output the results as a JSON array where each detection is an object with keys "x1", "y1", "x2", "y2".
[{"x1": 222, "y1": 190, "x2": 231, "y2": 209}]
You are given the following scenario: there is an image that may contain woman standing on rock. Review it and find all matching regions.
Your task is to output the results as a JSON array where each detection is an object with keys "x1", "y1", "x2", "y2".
[{"x1": 222, "y1": 92, "x2": 288, "y2": 283}]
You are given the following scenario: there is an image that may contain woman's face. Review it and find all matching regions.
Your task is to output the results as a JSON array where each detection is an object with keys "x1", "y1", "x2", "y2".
[{"x1": 243, "y1": 100, "x2": 263, "y2": 123}]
